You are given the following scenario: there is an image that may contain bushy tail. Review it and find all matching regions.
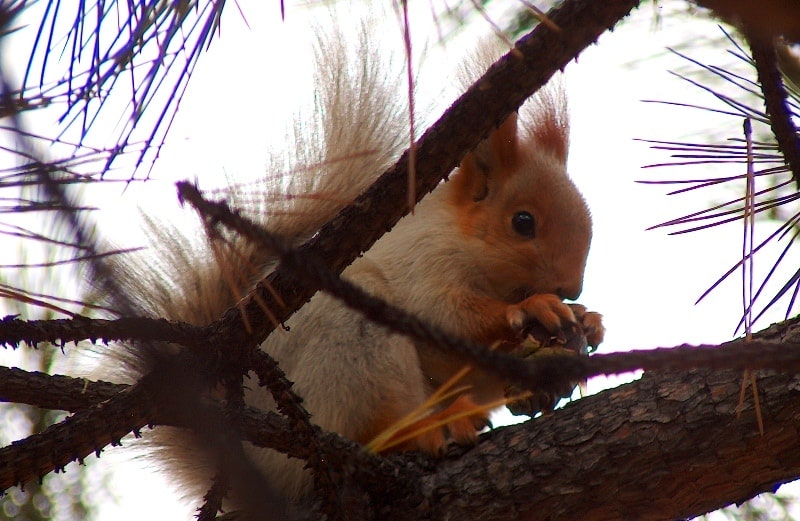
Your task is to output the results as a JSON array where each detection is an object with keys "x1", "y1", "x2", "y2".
[
  {"x1": 99, "y1": 19, "x2": 410, "y2": 356},
  {"x1": 80, "y1": 16, "x2": 413, "y2": 511}
]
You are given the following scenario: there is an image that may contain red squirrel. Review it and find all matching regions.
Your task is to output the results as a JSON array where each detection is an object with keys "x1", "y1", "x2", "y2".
[{"x1": 100, "y1": 21, "x2": 603, "y2": 507}]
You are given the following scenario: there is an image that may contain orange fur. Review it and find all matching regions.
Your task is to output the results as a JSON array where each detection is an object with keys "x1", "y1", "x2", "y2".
[{"x1": 364, "y1": 80, "x2": 597, "y2": 456}]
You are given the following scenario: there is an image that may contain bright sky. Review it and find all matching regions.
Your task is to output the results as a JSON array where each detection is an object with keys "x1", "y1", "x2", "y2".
[{"x1": 2, "y1": 1, "x2": 799, "y2": 519}]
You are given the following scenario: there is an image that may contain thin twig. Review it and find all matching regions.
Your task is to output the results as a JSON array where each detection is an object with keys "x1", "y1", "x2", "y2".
[
  {"x1": 0, "y1": 315, "x2": 209, "y2": 350},
  {"x1": 0, "y1": 375, "x2": 158, "y2": 491}
]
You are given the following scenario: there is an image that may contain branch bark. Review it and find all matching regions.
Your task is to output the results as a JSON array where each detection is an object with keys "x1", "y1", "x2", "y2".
[
  {"x1": 412, "y1": 367, "x2": 800, "y2": 521},
  {"x1": 4, "y1": 318, "x2": 800, "y2": 519},
  {"x1": 746, "y1": 31, "x2": 800, "y2": 187}
]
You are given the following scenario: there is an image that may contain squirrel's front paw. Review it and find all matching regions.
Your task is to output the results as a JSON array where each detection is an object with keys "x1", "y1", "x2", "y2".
[
  {"x1": 506, "y1": 293, "x2": 577, "y2": 340},
  {"x1": 503, "y1": 296, "x2": 604, "y2": 417},
  {"x1": 567, "y1": 303, "x2": 605, "y2": 350}
]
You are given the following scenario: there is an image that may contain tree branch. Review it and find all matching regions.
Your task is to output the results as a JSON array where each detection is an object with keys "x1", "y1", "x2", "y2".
[
  {"x1": 746, "y1": 31, "x2": 800, "y2": 187},
  {"x1": 6, "y1": 326, "x2": 800, "y2": 519},
  {"x1": 0, "y1": 365, "x2": 418, "y2": 508},
  {"x1": 407, "y1": 367, "x2": 800, "y2": 521},
  {"x1": 0, "y1": 376, "x2": 157, "y2": 490},
  {"x1": 0, "y1": 315, "x2": 209, "y2": 349},
  {"x1": 178, "y1": 180, "x2": 800, "y2": 391}
]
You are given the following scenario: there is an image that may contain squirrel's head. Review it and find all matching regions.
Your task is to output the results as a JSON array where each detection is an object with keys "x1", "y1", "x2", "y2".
[{"x1": 445, "y1": 88, "x2": 591, "y2": 303}]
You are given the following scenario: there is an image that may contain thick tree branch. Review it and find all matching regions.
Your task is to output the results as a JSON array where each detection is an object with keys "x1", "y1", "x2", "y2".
[
  {"x1": 406, "y1": 367, "x2": 800, "y2": 521},
  {"x1": 5, "y1": 326, "x2": 800, "y2": 519},
  {"x1": 395, "y1": 318, "x2": 800, "y2": 520}
]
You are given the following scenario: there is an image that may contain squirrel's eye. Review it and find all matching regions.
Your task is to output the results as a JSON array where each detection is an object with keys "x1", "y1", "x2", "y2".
[{"x1": 512, "y1": 211, "x2": 535, "y2": 238}]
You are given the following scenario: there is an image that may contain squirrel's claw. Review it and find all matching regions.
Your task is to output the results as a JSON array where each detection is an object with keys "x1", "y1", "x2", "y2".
[
  {"x1": 506, "y1": 293, "x2": 577, "y2": 335},
  {"x1": 568, "y1": 303, "x2": 605, "y2": 349}
]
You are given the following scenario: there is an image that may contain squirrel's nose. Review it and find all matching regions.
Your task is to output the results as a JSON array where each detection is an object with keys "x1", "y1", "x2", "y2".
[{"x1": 558, "y1": 283, "x2": 582, "y2": 301}]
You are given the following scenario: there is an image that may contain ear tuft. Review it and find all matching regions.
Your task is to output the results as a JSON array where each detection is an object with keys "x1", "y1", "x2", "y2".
[{"x1": 527, "y1": 83, "x2": 569, "y2": 164}]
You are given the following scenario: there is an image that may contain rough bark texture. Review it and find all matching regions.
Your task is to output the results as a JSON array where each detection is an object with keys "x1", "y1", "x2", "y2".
[
  {"x1": 5, "y1": 320, "x2": 800, "y2": 520},
  {"x1": 395, "y1": 319, "x2": 800, "y2": 520},
  {"x1": 414, "y1": 368, "x2": 800, "y2": 521}
]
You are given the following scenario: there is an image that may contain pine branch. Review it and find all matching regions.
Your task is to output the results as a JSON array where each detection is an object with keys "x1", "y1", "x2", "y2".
[
  {"x1": 0, "y1": 366, "x2": 124, "y2": 411},
  {"x1": 0, "y1": 365, "x2": 416, "y2": 509},
  {"x1": 7, "y1": 315, "x2": 800, "y2": 425},
  {"x1": 1, "y1": 53, "x2": 139, "y2": 318},
  {"x1": 5, "y1": 319, "x2": 800, "y2": 518},
  {"x1": 7, "y1": 319, "x2": 800, "y2": 439},
  {"x1": 14, "y1": 0, "x2": 228, "y2": 179},
  {"x1": 0, "y1": 376, "x2": 157, "y2": 490},
  {"x1": 177, "y1": 182, "x2": 800, "y2": 393},
  {"x1": 412, "y1": 367, "x2": 800, "y2": 521},
  {"x1": 196, "y1": 472, "x2": 229, "y2": 521},
  {"x1": 640, "y1": 26, "x2": 800, "y2": 325},
  {"x1": 746, "y1": 31, "x2": 800, "y2": 188},
  {"x1": 246, "y1": 349, "x2": 343, "y2": 509},
  {"x1": 0, "y1": 366, "x2": 305, "y2": 460},
  {"x1": 0, "y1": 315, "x2": 209, "y2": 349}
]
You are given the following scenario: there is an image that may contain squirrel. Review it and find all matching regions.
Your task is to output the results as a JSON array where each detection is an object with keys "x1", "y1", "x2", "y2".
[{"x1": 97, "y1": 16, "x2": 604, "y2": 512}]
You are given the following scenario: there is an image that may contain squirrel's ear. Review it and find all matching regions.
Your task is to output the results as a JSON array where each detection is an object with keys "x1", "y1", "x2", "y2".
[
  {"x1": 454, "y1": 113, "x2": 520, "y2": 202},
  {"x1": 529, "y1": 87, "x2": 569, "y2": 164}
]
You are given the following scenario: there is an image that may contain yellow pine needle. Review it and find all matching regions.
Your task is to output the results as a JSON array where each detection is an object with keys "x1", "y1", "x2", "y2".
[
  {"x1": 735, "y1": 117, "x2": 764, "y2": 436},
  {"x1": 375, "y1": 391, "x2": 538, "y2": 453},
  {"x1": 375, "y1": 397, "x2": 504, "y2": 453},
  {"x1": 751, "y1": 370, "x2": 764, "y2": 436},
  {"x1": 366, "y1": 341, "x2": 513, "y2": 452},
  {"x1": 207, "y1": 236, "x2": 253, "y2": 334},
  {"x1": 518, "y1": 0, "x2": 561, "y2": 33},
  {"x1": 365, "y1": 382, "x2": 474, "y2": 453},
  {"x1": 366, "y1": 364, "x2": 476, "y2": 453},
  {"x1": 366, "y1": 385, "x2": 476, "y2": 453},
  {"x1": 429, "y1": 365, "x2": 474, "y2": 402}
]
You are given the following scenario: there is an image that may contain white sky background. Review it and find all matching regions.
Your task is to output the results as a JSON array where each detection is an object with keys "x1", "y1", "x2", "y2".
[{"x1": 2, "y1": 0, "x2": 800, "y2": 519}]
